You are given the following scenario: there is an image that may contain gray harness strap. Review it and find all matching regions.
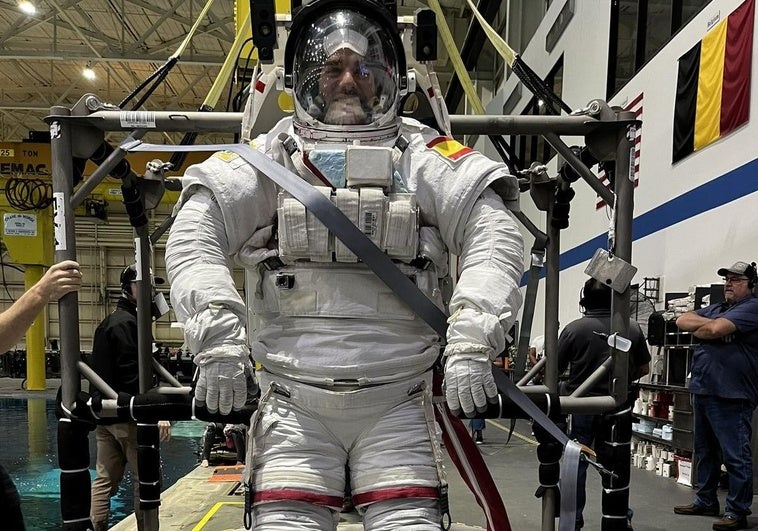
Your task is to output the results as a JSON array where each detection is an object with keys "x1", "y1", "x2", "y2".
[
  {"x1": 125, "y1": 139, "x2": 449, "y2": 337},
  {"x1": 124, "y1": 139, "x2": 584, "y2": 527}
]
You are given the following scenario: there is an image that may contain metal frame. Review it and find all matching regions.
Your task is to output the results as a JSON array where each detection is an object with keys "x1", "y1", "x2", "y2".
[{"x1": 47, "y1": 100, "x2": 637, "y2": 531}]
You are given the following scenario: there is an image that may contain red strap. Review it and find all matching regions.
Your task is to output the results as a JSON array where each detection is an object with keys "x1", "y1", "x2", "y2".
[{"x1": 434, "y1": 402, "x2": 512, "y2": 531}]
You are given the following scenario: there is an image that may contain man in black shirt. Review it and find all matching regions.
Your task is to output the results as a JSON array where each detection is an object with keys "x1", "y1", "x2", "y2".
[
  {"x1": 90, "y1": 264, "x2": 170, "y2": 531},
  {"x1": 557, "y1": 278, "x2": 651, "y2": 530}
]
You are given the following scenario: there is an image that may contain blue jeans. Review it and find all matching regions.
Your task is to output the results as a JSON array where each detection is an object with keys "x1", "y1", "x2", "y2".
[
  {"x1": 692, "y1": 394, "x2": 754, "y2": 518},
  {"x1": 469, "y1": 418, "x2": 485, "y2": 431}
]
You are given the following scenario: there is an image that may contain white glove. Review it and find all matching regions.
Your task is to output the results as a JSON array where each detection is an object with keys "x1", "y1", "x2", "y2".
[
  {"x1": 195, "y1": 360, "x2": 247, "y2": 415},
  {"x1": 444, "y1": 352, "x2": 498, "y2": 417}
]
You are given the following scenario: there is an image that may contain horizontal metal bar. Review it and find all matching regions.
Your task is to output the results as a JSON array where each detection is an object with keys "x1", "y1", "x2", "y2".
[{"x1": 45, "y1": 110, "x2": 621, "y2": 137}]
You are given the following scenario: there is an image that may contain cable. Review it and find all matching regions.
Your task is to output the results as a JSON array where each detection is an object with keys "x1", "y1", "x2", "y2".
[
  {"x1": 5, "y1": 176, "x2": 53, "y2": 211},
  {"x1": 463, "y1": 0, "x2": 572, "y2": 115},
  {"x1": 226, "y1": 38, "x2": 255, "y2": 113},
  {"x1": 427, "y1": 0, "x2": 522, "y2": 173},
  {"x1": 119, "y1": 0, "x2": 218, "y2": 109},
  {"x1": 0, "y1": 242, "x2": 21, "y2": 302},
  {"x1": 168, "y1": 12, "x2": 252, "y2": 171}
]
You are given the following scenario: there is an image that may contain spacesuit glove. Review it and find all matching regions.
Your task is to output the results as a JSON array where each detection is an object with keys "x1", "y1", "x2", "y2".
[
  {"x1": 195, "y1": 359, "x2": 247, "y2": 415},
  {"x1": 444, "y1": 351, "x2": 498, "y2": 418}
]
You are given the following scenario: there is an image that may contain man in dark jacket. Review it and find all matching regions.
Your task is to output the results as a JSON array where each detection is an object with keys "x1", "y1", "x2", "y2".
[{"x1": 89, "y1": 264, "x2": 170, "y2": 531}]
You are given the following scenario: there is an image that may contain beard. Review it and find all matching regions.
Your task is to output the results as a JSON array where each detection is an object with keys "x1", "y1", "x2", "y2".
[{"x1": 323, "y1": 94, "x2": 368, "y2": 125}]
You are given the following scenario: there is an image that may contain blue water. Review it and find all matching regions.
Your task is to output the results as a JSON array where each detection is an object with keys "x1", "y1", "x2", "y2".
[{"x1": 0, "y1": 397, "x2": 205, "y2": 530}]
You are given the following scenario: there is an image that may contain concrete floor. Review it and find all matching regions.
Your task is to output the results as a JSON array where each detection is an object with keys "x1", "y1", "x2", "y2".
[{"x1": 110, "y1": 417, "x2": 755, "y2": 531}]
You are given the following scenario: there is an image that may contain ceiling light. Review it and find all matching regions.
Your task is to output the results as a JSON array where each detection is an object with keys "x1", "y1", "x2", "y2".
[
  {"x1": 83, "y1": 62, "x2": 96, "y2": 80},
  {"x1": 18, "y1": 1, "x2": 36, "y2": 15}
]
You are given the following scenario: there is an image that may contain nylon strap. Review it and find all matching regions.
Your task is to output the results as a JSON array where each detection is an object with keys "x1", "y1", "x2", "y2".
[
  {"x1": 559, "y1": 440, "x2": 583, "y2": 531},
  {"x1": 124, "y1": 140, "x2": 578, "y2": 436},
  {"x1": 125, "y1": 140, "x2": 576, "y2": 438},
  {"x1": 512, "y1": 251, "x2": 545, "y2": 379},
  {"x1": 434, "y1": 401, "x2": 511, "y2": 531},
  {"x1": 125, "y1": 139, "x2": 450, "y2": 336},
  {"x1": 125, "y1": 139, "x2": 579, "y2": 521}
]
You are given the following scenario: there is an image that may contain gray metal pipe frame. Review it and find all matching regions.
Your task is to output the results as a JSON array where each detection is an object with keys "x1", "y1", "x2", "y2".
[
  {"x1": 47, "y1": 100, "x2": 639, "y2": 531},
  {"x1": 517, "y1": 356, "x2": 547, "y2": 387},
  {"x1": 48, "y1": 110, "x2": 617, "y2": 137},
  {"x1": 609, "y1": 111, "x2": 637, "y2": 401},
  {"x1": 512, "y1": 210, "x2": 548, "y2": 379},
  {"x1": 50, "y1": 106, "x2": 84, "y2": 413},
  {"x1": 70, "y1": 131, "x2": 147, "y2": 209},
  {"x1": 155, "y1": 386, "x2": 193, "y2": 395},
  {"x1": 543, "y1": 131, "x2": 614, "y2": 206},
  {"x1": 450, "y1": 114, "x2": 608, "y2": 136},
  {"x1": 540, "y1": 203, "x2": 561, "y2": 531},
  {"x1": 134, "y1": 237, "x2": 154, "y2": 396},
  {"x1": 131, "y1": 190, "x2": 162, "y2": 531},
  {"x1": 77, "y1": 360, "x2": 118, "y2": 400},
  {"x1": 543, "y1": 206, "x2": 561, "y2": 397},
  {"x1": 152, "y1": 358, "x2": 185, "y2": 388},
  {"x1": 570, "y1": 357, "x2": 612, "y2": 398}
]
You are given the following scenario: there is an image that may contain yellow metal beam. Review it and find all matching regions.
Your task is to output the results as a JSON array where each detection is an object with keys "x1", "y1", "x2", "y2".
[{"x1": 24, "y1": 265, "x2": 46, "y2": 390}]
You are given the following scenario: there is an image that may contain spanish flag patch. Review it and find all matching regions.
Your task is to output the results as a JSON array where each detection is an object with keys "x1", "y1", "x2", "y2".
[{"x1": 426, "y1": 137, "x2": 474, "y2": 161}]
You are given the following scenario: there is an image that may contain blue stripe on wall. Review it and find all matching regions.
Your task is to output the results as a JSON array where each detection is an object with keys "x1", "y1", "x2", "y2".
[{"x1": 522, "y1": 157, "x2": 758, "y2": 284}]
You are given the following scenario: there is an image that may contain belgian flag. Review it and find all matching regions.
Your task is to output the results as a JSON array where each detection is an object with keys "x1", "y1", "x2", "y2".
[{"x1": 672, "y1": 0, "x2": 754, "y2": 163}]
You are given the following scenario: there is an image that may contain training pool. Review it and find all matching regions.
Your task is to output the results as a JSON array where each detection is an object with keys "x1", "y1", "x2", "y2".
[{"x1": 1, "y1": 396, "x2": 205, "y2": 530}]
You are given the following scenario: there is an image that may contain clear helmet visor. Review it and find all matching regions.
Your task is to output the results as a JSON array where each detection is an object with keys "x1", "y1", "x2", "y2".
[{"x1": 292, "y1": 9, "x2": 399, "y2": 129}]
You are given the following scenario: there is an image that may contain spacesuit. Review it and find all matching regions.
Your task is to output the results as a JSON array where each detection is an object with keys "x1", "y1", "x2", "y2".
[{"x1": 165, "y1": 2, "x2": 523, "y2": 529}]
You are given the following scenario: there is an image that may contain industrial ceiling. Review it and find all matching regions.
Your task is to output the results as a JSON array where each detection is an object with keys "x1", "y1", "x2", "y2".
[{"x1": 0, "y1": 0, "x2": 500, "y2": 144}]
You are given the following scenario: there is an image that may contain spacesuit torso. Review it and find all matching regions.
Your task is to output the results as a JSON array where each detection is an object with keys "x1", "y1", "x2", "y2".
[{"x1": 170, "y1": 115, "x2": 521, "y2": 386}]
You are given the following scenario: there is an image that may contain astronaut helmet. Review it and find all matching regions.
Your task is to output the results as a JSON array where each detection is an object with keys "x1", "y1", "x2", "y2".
[{"x1": 286, "y1": 1, "x2": 406, "y2": 143}]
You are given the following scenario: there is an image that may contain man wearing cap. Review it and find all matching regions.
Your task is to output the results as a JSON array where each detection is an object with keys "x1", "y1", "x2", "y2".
[
  {"x1": 673, "y1": 261, "x2": 758, "y2": 530},
  {"x1": 89, "y1": 264, "x2": 170, "y2": 531}
]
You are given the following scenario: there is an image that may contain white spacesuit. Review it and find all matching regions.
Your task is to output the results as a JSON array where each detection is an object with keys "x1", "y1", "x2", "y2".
[{"x1": 165, "y1": 2, "x2": 523, "y2": 529}]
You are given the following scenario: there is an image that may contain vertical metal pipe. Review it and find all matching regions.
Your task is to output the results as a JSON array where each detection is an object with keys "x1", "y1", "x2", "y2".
[
  {"x1": 135, "y1": 225, "x2": 160, "y2": 531},
  {"x1": 50, "y1": 106, "x2": 82, "y2": 410},
  {"x1": 544, "y1": 204, "x2": 561, "y2": 395},
  {"x1": 600, "y1": 112, "x2": 637, "y2": 531},
  {"x1": 540, "y1": 201, "x2": 561, "y2": 531},
  {"x1": 51, "y1": 106, "x2": 93, "y2": 531},
  {"x1": 135, "y1": 235, "x2": 154, "y2": 394},
  {"x1": 610, "y1": 112, "x2": 636, "y2": 403}
]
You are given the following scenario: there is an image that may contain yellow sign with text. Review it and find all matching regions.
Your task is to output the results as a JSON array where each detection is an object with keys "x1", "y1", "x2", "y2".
[{"x1": 0, "y1": 142, "x2": 211, "y2": 180}]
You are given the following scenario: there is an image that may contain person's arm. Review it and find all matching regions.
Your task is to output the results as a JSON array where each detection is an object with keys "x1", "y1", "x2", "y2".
[
  {"x1": 528, "y1": 347, "x2": 538, "y2": 367},
  {"x1": 676, "y1": 311, "x2": 736, "y2": 340},
  {"x1": 444, "y1": 189, "x2": 524, "y2": 416},
  {"x1": 158, "y1": 420, "x2": 171, "y2": 442},
  {"x1": 631, "y1": 362, "x2": 651, "y2": 381},
  {"x1": 0, "y1": 260, "x2": 81, "y2": 353}
]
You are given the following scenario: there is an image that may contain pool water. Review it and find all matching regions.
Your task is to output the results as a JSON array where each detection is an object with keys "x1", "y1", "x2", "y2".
[{"x1": 1, "y1": 397, "x2": 205, "y2": 531}]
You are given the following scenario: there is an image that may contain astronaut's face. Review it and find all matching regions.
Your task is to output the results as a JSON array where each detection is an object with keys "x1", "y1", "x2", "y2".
[
  {"x1": 319, "y1": 49, "x2": 377, "y2": 125},
  {"x1": 291, "y1": 9, "x2": 399, "y2": 133}
]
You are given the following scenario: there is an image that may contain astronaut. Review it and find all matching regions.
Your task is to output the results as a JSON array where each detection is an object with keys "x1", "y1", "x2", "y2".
[{"x1": 165, "y1": 1, "x2": 523, "y2": 529}]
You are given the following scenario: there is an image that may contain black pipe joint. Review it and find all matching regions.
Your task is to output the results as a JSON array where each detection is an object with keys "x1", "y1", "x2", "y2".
[
  {"x1": 121, "y1": 182, "x2": 148, "y2": 228},
  {"x1": 463, "y1": 392, "x2": 559, "y2": 420},
  {"x1": 58, "y1": 420, "x2": 93, "y2": 530}
]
